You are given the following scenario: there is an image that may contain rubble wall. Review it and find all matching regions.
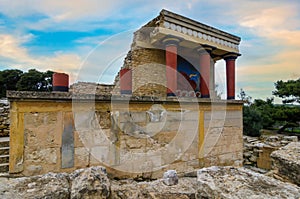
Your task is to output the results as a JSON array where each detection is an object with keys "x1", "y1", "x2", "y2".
[
  {"x1": 0, "y1": 99, "x2": 9, "y2": 137},
  {"x1": 271, "y1": 142, "x2": 300, "y2": 186},
  {"x1": 243, "y1": 135, "x2": 298, "y2": 170},
  {"x1": 124, "y1": 49, "x2": 166, "y2": 97}
]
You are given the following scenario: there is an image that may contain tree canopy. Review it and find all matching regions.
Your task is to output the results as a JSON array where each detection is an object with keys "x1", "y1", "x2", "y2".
[
  {"x1": 240, "y1": 79, "x2": 300, "y2": 136},
  {"x1": 0, "y1": 69, "x2": 54, "y2": 98},
  {"x1": 0, "y1": 69, "x2": 23, "y2": 97},
  {"x1": 273, "y1": 78, "x2": 300, "y2": 104}
]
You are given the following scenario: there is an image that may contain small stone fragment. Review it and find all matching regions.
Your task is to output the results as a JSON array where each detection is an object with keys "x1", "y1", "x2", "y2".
[{"x1": 163, "y1": 170, "x2": 178, "y2": 186}]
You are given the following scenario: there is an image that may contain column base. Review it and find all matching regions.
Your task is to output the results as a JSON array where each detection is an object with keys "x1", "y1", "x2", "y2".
[
  {"x1": 120, "y1": 90, "x2": 132, "y2": 95},
  {"x1": 167, "y1": 93, "x2": 176, "y2": 97},
  {"x1": 201, "y1": 94, "x2": 210, "y2": 98},
  {"x1": 53, "y1": 86, "x2": 69, "y2": 92}
]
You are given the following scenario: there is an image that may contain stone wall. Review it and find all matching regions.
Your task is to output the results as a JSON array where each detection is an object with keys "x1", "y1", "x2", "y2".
[
  {"x1": 8, "y1": 91, "x2": 243, "y2": 178},
  {"x1": 70, "y1": 82, "x2": 115, "y2": 95},
  {"x1": 123, "y1": 49, "x2": 166, "y2": 97},
  {"x1": 0, "y1": 99, "x2": 9, "y2": 137},
  {"x1": 271, "y1": 142, "x2": 300, "y2": 186},
  {"x1": 202, "y1": 110, "x2": 243, "y2": 167},
  {"x1": 243, "y1": 135, "x2": 298, "y2": 170}
]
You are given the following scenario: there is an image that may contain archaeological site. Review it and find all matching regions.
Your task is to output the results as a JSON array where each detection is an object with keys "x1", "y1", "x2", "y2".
[{"x1": 0, "y1": 9, "x2": 299, "y2": 198}]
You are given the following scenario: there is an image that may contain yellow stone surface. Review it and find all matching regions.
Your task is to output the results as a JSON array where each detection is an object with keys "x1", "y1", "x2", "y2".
[{"x1": 9, "y1": 98, "x2": 243, "y2": 177}]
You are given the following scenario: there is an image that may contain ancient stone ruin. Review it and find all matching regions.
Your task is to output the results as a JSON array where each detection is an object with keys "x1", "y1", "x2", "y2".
[
  {"x1": 0, "y1": 9, "x2": 299, "y2": 198},
  {"x1": 5, "y1": 10, "x2": 244, "y2": 179}
]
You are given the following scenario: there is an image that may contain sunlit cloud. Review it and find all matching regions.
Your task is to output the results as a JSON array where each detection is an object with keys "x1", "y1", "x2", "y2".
[{"x1": 0, "y1": 34, "x2": 82, "y2": 83}]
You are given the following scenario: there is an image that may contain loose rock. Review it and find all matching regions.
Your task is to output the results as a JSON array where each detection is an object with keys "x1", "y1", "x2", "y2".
[{"x1": 163, "y1": 170, "x2": 178, "y2": 186}]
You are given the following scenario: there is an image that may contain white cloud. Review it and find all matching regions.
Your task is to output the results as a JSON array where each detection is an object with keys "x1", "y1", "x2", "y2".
[
  {"x1": 0, "y1": 34, "x2": 37, "y2": 64},
  {"x1": 0, "y1": 34, "x2": 82, "y2": 83},
  {"x1": 0, "y1": 0, "x2": 119, "y2": 19}
]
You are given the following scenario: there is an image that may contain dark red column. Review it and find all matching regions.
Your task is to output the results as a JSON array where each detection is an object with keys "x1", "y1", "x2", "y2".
[
  {"x1": 225, "y1": 56, "x2": 237, "y2": 99},
  {"x1": 165, "y1": 44, "x2": 178, "y2": 96},
  {"x1": 120, "y1": 68, "x2": 132, "y2": 95},
  {"x1": 199, "y1": 49, "x2": 211, "y2": 98},
  {"x1": 53, "y1": 72, "x2": 69, "y2": 92}
]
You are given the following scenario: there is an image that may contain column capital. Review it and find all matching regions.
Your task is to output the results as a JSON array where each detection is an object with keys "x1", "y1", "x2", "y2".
[
  {"x1": 223, "y1": 53, "x2": 241, "y2": 60},
  {"x1": 162, "y1": 36, "x2": 181, "y2": 46},
  {"x1": 195, "y1": 44, "x2": 215, "y2": 55}
]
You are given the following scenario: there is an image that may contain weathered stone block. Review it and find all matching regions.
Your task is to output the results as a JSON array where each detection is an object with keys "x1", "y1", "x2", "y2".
[
  {"x1": 271, "y1": 142, "x2": 300, "y2": 186},
  {"x1": 74, "y1": 147, "x2": 90, "y2": 168}
]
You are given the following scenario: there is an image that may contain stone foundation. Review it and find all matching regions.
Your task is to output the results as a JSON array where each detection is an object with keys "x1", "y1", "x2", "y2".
[{"x1": 7, "y1": 91, "x2": 243, "y2": 178}]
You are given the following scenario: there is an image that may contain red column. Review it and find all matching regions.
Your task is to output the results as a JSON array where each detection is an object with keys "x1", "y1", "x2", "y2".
[
  {"x1": 165, "y1": 44, "x2": 178, "y2": 96},
  {"x1": 53, "y1": 72, "x2": 69, "y2": 92},
  {"x1": 199, "y1": 50, "x2": 211, "y2": 98},
  {"x1": 225, "y1": 56, "x2": 237, "y2": 99},
  {"x1": 120, "y1": 68, "x2": 132, "y2": 95}
]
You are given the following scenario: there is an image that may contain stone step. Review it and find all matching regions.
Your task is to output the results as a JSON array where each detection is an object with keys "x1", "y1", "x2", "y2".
[
  {"x1": 0, "y1": 137, "x2": 9, "y2": 142},
  {"x1": 0, "y1": 163, "x2": 8, "y2": 167},
  {"x1": 0, "y1": 154, "x2": 9, "y2": 158},
  {"x1": 0, "y1": 147, "x2": 9, "y2": 150}
]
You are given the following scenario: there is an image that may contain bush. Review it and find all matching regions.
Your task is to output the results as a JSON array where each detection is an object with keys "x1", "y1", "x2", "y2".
[{"x1": 243, "y1": 106, "x2": 263, "y2": 137}]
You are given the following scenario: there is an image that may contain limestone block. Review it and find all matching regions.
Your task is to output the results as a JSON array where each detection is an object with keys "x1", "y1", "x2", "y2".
[
  {"x1": 162, "y1": 120, "x2": 180, "y2": 132},
  {"x1": 24, "y1": 112, "x2": 63, "y2": 148},
  {"x1": 125, "y1": 137, "x2": 147, "y2": 149},
  {"x1": 165, "y1": 111, "x2": 182, "y2": 121},
  {"x1": 26, "y1": 165, "x2": 43, "y2": 176},
  {"x1": 181, "y1": 111, "x2": 198, "y2": 121},
  {"x1": 152, "y1": 131, "x2": 176, "y2": 144},
  {"x1": 90, "y1": 146, "x2": 110, "y2": 165},
  {"x1": 218, "y1": 153, "x2": 235, "y2": 165},
  {"x1": 74, "y1": 131, "x2": 84, "y2": 147},
  {"x1": 25, "y1": 147, "x2": 58, "y2": 164},
  {"x1": 76, "y1": 129, "x2": 110, "y2": 148},
  {"x1": 271, "y1": 142, "x2": 300, "y2": 186},
  {"x1": 24, "y1": 112, "x2": 63, "y2": 127},
  {"x1": 74, "y1": 147, "x2": 90, "y2": 168}
]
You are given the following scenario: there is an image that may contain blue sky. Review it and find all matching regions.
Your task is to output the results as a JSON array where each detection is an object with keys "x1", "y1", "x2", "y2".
[{"x1": 0, "y1": 0, "x2": 299, "y2": 101}]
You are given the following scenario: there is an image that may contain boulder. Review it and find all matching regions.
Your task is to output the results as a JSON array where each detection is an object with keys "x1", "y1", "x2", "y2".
[
  {"x1": 197, "y1": 166, "x2": 300, "y2": 199},
  {"x1": 271, "y1": 142, "x2": 300, "y2": 186},
  {"x1": 0, "y1": 172, "x2": 69, "y2": 199},
  {"x1": 111, "y1": 177, "x2": 197, "y2": 199},
  {"x1": 70, "y1": 166, "x2": 110, "y2": 199},
  {"x1": 0, "y1": 166, "x2": 110, "y2": 199},
  {"x1": 163, "y1": 170, "x2": 178, "y2": 186}
]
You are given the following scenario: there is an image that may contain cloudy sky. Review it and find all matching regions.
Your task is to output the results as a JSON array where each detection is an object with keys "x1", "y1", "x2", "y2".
[{"x1": 0, "y1": 0, "x2": 299, "y2": 101}]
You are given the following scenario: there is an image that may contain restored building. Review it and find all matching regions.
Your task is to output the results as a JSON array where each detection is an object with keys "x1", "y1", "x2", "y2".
[{"x1": 7, "y1": 10, "x2": 243, "y2": 178}]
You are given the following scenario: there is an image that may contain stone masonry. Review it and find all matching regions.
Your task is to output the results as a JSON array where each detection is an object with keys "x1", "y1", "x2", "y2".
[
  {"x1": 7, "y1": 91, "x2": 243, "y2": 178},
  {"x1": 271, "y1": 142, "x2": 300, "y2": 186},
  {"x1": 243, "y1": 135, "x2": 298, "y2": 170},
  {"x1": 0, "y1": 99, "x2": 9, "y2": 137}
]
